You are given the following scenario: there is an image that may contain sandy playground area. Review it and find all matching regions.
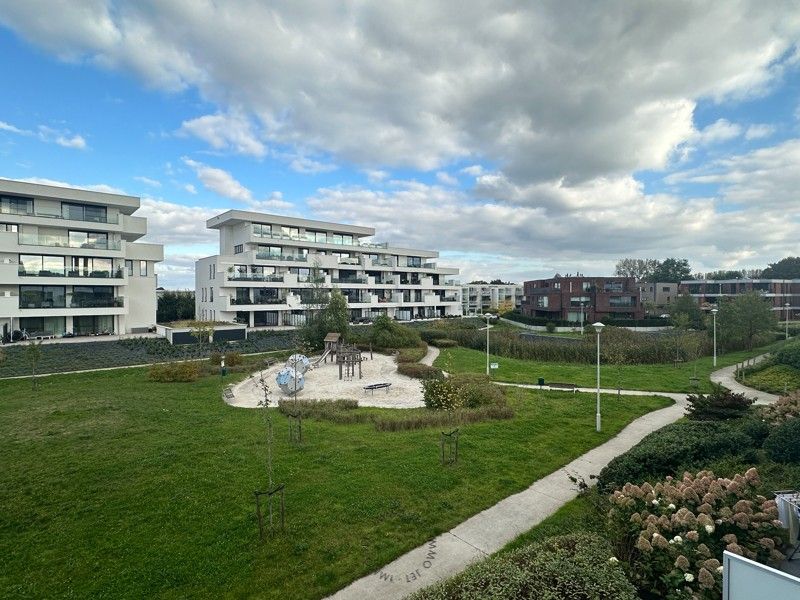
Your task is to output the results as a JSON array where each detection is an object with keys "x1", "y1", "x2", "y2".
[{"x1": 227, "y1": 350, "x2": 430, "y2": 409}]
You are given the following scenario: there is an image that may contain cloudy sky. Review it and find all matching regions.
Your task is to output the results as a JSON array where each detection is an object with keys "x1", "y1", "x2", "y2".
[{"x1": 1, "y1": 1, "x2": 799, "y2": 289}]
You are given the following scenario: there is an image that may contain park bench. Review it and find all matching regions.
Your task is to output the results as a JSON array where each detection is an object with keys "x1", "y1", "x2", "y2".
[
  {"x1": 264, "y1": 357, "x2": 278, "y2": 368},
  {"x1": 222, "y1": 385, "x2": 235, "y2": 403},
  {"x1": 547, "y1": 382, "x2": 579, "y2": 392},
  {"x1": 363, "y1": 382, "x2": 392, "y2": 395}
]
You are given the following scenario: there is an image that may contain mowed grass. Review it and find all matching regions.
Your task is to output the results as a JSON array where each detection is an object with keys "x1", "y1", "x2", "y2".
[
  {"x1": 435, "y1": 344, "x2": 782, "y2": 393},
  {"x1": 0, "y1": 369, "x2": 670, "y2": 599}
]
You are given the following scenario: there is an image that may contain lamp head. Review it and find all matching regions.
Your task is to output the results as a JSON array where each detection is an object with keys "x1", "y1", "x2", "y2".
[
  {"x1": 592, "y1": 322, "x2": 605, "y2": 334},
  {"x1": 710, "y1": 308, "x2": 718, "y2": 315}
]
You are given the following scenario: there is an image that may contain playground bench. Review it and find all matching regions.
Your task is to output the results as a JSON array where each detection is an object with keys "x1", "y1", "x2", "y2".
[
  {"x1": 547, "y1": 382, "x2": 578, "y2": 392},
  {"x1": 222, "y1": 386, "x2": 235, "y2": 402},
  {"x1": 363, "y1": 382, "x2": 392, "y2": 395}
]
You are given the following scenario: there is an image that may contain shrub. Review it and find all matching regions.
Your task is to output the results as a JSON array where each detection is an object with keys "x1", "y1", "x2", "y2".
[
  {"x1": 396, "y1": 344, "x2": 428, "y2": 363},
  {"x1": 607, "y1": 468, "x2": 786, "y2": 599},
  {"x1": 449, "y1": 373, "x2": 506, "y2": 408},
  {"x1": 760, "y1": 390, "x2": 800, "y2": 425},
  {"x1": 411, "y1": 533, "x2": 638, "y2": 600},
  {"x1": 209, "y1": 351, "x2": 221, "y2": 366},
  {"x1": 369, "y1": 314, "x2": 421, "y2": 348},
  {"x1": 597, "y1": 421, "x2": 756, "y2": 491},
  {"x1": 276, "y1": 399, "x2": 369, "y2": 424},
  {"x1": 545, "y1": 321, "x2": 556, "y2": 333},
  {"x1": 224, "y1": 351, "x2": 243, "y2": 366},
  {"x1": 764, "y1": 418, "x2": 800, "y2": 463},
  {"x1": 397, "y1": 362, "x2": 444, "y2": 380},
  {"x1": 775, "y1": 340, "x2": 800, "y2": 369},
  {"x1": 148, "y1": 361, "x2": 201, "y2": 382},
  {"x1": 685, "y1": 384, "x2": 755, "y2": 421},
  {"x1": 430, "y1": 338, "x2": 458, "y2": 348},
  {"x1": 373, "y1": 405, "x2": 514, "y2": 432},
  {"x1": 422, "y1": 378, "x2": 462, "y2": 410}
]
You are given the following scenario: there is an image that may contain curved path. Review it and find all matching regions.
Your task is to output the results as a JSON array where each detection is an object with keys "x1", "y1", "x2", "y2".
[
  {"x1": 327, "y1": 360, "x2": 778, "y2": 600},
  {"x1": 709, "y1": 353, "x2": 778, "y2": 404}
]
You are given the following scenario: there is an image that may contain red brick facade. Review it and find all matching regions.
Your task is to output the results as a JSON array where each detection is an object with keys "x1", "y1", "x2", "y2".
[{"x1": 522, "y1": 276, "x2": 644, "y2": 322}]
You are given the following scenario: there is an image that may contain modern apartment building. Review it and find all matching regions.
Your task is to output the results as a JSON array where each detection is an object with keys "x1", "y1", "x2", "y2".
[
  {"x1": 680, "y1": 279, "x2": 799, "y2": 315},
  {"x1": 461, "y1": 283, "x2": 523, "y2": 315},
  {"x1": 195, "y1": 210, "x2": 462, "y2": 327},
  {"x1": 639, "y1": 282, "x2": 679, "y2": 312},
  {"x1": 0, "y1": 179, "x2": 164, "y2": 339},
  {"x1": 522, "y1": 275, "x2": 644, "y2": 322}
]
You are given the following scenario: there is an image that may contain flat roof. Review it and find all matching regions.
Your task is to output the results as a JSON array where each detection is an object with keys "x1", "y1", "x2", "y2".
[
  {"x1": 681, "y1": 279, "x2": 800, "y2": 284},
  {"x1": 206, "y1": 209, "x2": 375, "y2": 236},
  {"x1": 0, "y1": 178, "x2": 140, "y2": 213}
]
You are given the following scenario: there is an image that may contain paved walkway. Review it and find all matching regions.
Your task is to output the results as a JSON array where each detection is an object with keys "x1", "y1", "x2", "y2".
[
  {"x1": 419, "y1": 345, "x2": 440, "y2": 366},
  {"x1": 327, "y1": 362, "x2": 778, "y2": 600},
  {"x1": 709, "y1": 354, "x2": 778, "y2": 404}
]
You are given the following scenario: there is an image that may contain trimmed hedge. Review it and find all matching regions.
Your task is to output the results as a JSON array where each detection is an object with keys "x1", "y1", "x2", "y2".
[
  {"x1": 430, "y1": 338, "x2": 458, "y2": 348},
  {"x1": 148, "y1": 361, "x2": 201, "y2": 382},
  {"x1": 764, "y1": 418, "x2": 800, "y2": 463},
  {"x1": 396, "y1": 344, "x2": 428, "y2": 363},
  {"x1": 597, "y1": 421, "x2": 760, "y2": 491},
  {"x1": 411, "y1": 533, "x2": 638, "y2": 600},
  {"x1": 775, "y1": 340, "x2": 800, "y2": 370},
  {"x1": 397, "y1": 362, "x2": 444, "y2": 380}
]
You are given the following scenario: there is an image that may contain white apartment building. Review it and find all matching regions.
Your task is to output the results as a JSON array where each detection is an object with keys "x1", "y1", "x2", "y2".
[
  {"x1": 461, "y1": 283, "x2": 523, "y2": 315},
  {"x1": 0, "y1": 179, "x2": 164, "y2": 339},
  {"x1": 195, "y1": 210, "x2": 462, "y2": 327}
]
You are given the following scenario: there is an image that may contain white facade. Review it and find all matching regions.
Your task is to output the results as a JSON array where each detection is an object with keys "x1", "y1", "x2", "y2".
[
  {"x1": 195, "y1": 210, "x2": 462, "y2": 327},
  {"x1": 461, "y1": 283, "x2": 523, "y2": 315},
  {"x1": 0, "y1": 179, "x2": 164, "y2": 338}
]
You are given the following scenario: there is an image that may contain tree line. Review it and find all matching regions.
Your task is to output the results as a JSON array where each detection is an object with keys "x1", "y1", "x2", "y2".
[{"x1": 615, "y1": 255, "x2": 800, "y2": 282}]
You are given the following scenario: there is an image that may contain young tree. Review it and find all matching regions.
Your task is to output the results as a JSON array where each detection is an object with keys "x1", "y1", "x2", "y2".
[
  {"x1": 717, "y1": 292, "x2": 778, "y2": 350},
  {"x1": 25, "y1": 340, "x2": 43, "y2": 388},
  {"x1": 191, "y1": 320, "x2": 215, "y2": 347},
  {"x1": 671, "y1": 293, "x2": 704, "y2": 329},
  {"x1": 496, "y1": 299, "x2": 516, "y2": 315}
]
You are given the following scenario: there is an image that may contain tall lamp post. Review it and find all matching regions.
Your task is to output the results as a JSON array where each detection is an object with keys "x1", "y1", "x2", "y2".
[
  {"x1": 786, "y1": 302, "x2": 791, "y2": 340},
  {"x1": 483, "y1": 313, "x2": 493, "y2": 376},
  {"x1": 593, "y1": 322, "x2": 605, "y2": 432},
  {"x1": 711, "y1": 307, "x2": 718, "y2": 367},
  {"x1": 579, "y1": 301, "x2": 585, "y2": 334}
]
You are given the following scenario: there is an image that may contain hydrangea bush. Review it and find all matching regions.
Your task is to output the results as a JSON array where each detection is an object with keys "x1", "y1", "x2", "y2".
[
  {"x1": 760, "y1": 390, "x2": 800, "y2": 425},
  {"x1": 607, "y1": 468, "x2": 786, "y2": 600}
]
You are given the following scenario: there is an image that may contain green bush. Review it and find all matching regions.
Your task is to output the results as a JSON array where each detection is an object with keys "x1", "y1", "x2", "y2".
[
  {"x1": 545, "y1": 321, "x2": 556, "y2": 333},
  {"x1": 597, "y1": 421, "x2": 756, "y2": 491},
  {"x1": 397, "y1": 362, "x2": 444, "y2": 380},
  {"x1": 685, "y1": 384, "x2": 755, "y2": 420},
  {"x1": 148, "y1": 361, "x2": 201, "y2": 382},
  {"x1": 764, "y1": 418, "x2": 800, "y2": 463},
  {"x1": 422, "y1": 378, "x2": 462, "y2": 410},
  {"x1": 396, "y1": 344, "x2": 428, "y2": 363},
  {"x1": 775, "y1": 340, "x2": 800, "y2": 369},
  {"x1": 411, "y1": 533, "x2": 637, "y2": 600},
  {"x1": 369, "y1": 314, "x2": 421, "y2": 348},
  {"x1": 224, "y1": 351, "x2": 243, "y2": 366},
  {"x1": 449, "y1": 373, "x2": 506, "y2": 408},
  {"x1": 746, "y1": 364, "x2": 800, "y2": 393},
  {"x1": 430, "y1": 338, "x2": 458, "y2": 348},
  {"x1": 208, "y1": 351, "x2": 221, "y2": 366}
]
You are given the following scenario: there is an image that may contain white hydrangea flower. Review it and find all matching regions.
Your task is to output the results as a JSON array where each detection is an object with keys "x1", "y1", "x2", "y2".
[
  {"x1": 651, "y1": 499, "x2": 660, "y2": 506},
  {"x1": 668, "y1": 503, "x2": 676, "y2": 510},
  {"x1": 672, "y1": 535, "x2": 683, "y2": 544},
  {"x1": 705, "y1": 525, "x2": 715, "y2": 534},
  {"x1": 716, "y1": 566, "x2": 724, "y2": 574},
  {"x1": 685, "y1": 573, "x2": 695, "y2": 582},
  {"x1": 608, "y1": 557, "x2": 619, "y2": 565}
]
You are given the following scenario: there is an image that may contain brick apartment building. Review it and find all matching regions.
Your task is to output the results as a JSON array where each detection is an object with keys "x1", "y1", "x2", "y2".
[{"x1": 522, "y1": 275, "x2": 644, "y2": 322}]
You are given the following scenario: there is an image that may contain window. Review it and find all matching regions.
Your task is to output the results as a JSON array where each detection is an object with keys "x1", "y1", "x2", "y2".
[
  {"x1": 536, "y1": 296, "x2": 549, "y2": 308},
  {"x1": 234, "y1": 244, "x2": 244, "y2": 254},
  {"x1": 0, "y1": 195, "x2": 33, "y2": 215},
  {"x1": 569, "y1": 296, "x2": 590, "y2": 307},
  {"x1": 68, "y1": 230, "x2": 108, "y2": 249},
  {"x1": 209, "y1": 287, "x2": 214, "y2": 302},
  {"x1": 19, "y1": 285, "x2": 66, "y2": 308},
  {"x1": 253, "y1": 223, "x2": 272, "y2": 237},
  {"x1": 280, "y1": 226, "x2": 300, "y2": 238},
  {"x1": 603, "y1": 281, "x2": 623, "y2": 292},
  {"x1": 582, "y1": 281, "x2": 591, "y2": 291},
  {"x1": 407, "y1": 256, "x2": 422, "y2": 268},
  {"x1": 139, "y1": 260, "x2": 147, "y2": 277},
  {"x1": 202, "y1": 287, "x2": 206, "y2": 302},
  {"x1": 126, "y1": 260, "x2": 133, "y2": 276},
  {"x1": 309, "y1": 230, "x2": 328, "y2": 243},
  {"x1": 662, "y1": 286, "x2": 670, "y2": 293},
  {"x1": 553, "y1": 282, "x2": 561, "y2": 290},
  {"x1": 72, "y1": 286, "x2": 114, "y2": 308},
  {"x1": 609, "y1": 296, "x2": 635, "y2": 307},
  {"x1": 0, "y1": 223, "x2": 18, "y2": 232},
  {"x1": 62, "y1": 203, "x2": 107, "y2": 223}
]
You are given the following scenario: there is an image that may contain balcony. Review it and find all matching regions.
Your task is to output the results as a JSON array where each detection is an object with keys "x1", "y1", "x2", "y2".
[
  {"x1": 18, "y1": 267, "x2": 124, "y2": 278},
  {"x1": 19, "y1": 296, "x2": 124, "y2": 309},
  {"x1": 0, "y1": 205, "x2": 120, "y2": 224},
  {"x1": 254, "y1": 229, "x2": 389, "y2": 249},
  {"x1": 332, "y1": 276, "x2": 367, "y2": 284},
  {"x1": 371, "y1": 259, "x2": 393, "y2": 267},
  {"x1": 228, "y1": 273, "x2": 285, "y2": 283},
  {"x1": 255, "y1": 252, "x2": 308, "y2": 262},
  {"x1": 18, "y1": 233, "x2": 122, "y2": 251}
]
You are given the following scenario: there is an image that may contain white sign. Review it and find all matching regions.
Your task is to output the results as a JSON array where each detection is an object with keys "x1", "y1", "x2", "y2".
[{"x1": 490, "y1": 362, "x2": 499, "y2": 369}]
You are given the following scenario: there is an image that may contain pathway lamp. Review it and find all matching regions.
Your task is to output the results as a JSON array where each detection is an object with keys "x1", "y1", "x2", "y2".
[
  {"x1": 711, "y1": 308, "x2": 718, "y2": 367},
  {"x1": 593, "y1": 322, "x2": 605, "y2": 432}
]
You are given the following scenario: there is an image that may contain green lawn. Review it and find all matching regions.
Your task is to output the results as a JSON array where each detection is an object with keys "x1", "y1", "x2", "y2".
[
  {"x1": 0, "y1": 369, "x2": 670, "y2": 599},
  {"x1": 435, "y1": 343, "x2": 784, "y2": 393}
]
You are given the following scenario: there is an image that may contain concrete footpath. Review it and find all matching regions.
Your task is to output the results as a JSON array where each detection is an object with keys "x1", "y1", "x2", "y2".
[
  {"x1": 328, "y1": 360, "x2": 778, "y2": 600},
  {"x1": 329, "y1": 390, "x2": 686, "y2": 600},
  {"x1": 709, "y1": 354, "x2": 778, "y2": 404}
]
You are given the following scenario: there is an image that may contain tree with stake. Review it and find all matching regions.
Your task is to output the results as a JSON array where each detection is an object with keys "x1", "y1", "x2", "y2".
[
  {"x1": 252, "y1": 370, "x2": 284, "y2": 537},
  {"x1": 25, "y1": 340, "x2": 43, "y2": 388}
]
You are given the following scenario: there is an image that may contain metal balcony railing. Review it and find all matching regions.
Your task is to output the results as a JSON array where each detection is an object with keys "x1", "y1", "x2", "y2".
[{"x1": 18, "y1": 267, "x2": 124, "y2": 278}]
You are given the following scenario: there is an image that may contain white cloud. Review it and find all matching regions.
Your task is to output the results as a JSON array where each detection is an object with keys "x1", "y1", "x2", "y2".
[
  {"x1": 460, "y1": 165, "x2": 485, "y2": 177},
  {"x1": 179, "y1": 111, "x2": 266, "y2": 157},
  {"x1": 54, "y1": 133, "x2": 86, "y2": 149},
  {"x1": 134, "y1": 176, "x2": 161, "y2": 188},
  {"x1": 183, "y1": 183, "x2": 197, "y2": 194},
  {"x1": 287, "y1": 154, "x2": 337, "y2": 174},
  {"x1": 744, "y1": 123, "x2": 776, "y2": 140},
  {"x1": 362, "y1": 168, "x2": 389, "y2": 183},
  {"x1": 2, "y1": 2, "x2": 798, "y2": 182},
  {"x1": 436, "y1": 171, "x2": 458, "y2": 186},
  {"x1": 182, "y1": 157, "x2": 252, "y2": 201},
  {"x1": 0, "y1": 120, "x2": 29, "y2": 135},
  {"x1": 693, "y1": 119, "x2": 743, "y2": 145},
  {"x1": 0, "y1": 120, "x2": 88, "y2": 149}
]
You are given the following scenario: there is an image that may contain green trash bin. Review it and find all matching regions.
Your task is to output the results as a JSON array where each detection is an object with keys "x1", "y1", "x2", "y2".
[{"x1": 538, "y1": 377, "x2": 545, "y2": 386}]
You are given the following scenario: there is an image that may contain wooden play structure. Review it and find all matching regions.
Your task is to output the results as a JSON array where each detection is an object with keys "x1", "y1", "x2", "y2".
[{"x1": 337, "y1": 344, "x2": 364, "y2": 381}]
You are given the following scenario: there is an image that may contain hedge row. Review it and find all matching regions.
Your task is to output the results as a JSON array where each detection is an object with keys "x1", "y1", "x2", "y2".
[{"x1": 503, "y1": 310, "x2": 670, "y2": 328}]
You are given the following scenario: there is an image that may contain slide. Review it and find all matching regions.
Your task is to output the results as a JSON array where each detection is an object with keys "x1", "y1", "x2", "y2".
[{"x1": 310, "y1": 349, "x2": 331, "y2": 368}]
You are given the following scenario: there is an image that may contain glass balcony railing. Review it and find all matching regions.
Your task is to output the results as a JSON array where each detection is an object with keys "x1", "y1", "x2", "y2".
[
  {"x1": 255, "y1": 252, "x2": 308, "y2": 262},
  {"x1": 18, "y1": 233, "x2": 123, "y2": 250},
  {"x1": 0, "y1": 205, "x2": 119, "y2": 224},
  {"x1": 18, "y1": 267, "x2": 124, "y2": 278},
  {"x1": 331, "y1": 276, "x2": 367, "y2": 284},
  {"x1": 253, "y1": 229, "x2": 388, "y2": 249},
  {"x1": 20, "y1": 296, "x2": 124, "y2": 309},
  {"x1": 228, "y1": 273, "x2": 285, "y2": 282}
]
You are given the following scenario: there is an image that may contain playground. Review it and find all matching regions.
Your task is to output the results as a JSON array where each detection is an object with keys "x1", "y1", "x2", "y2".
[{"x1": 227, "y1": 340, "x2": 428, "y2": 409}]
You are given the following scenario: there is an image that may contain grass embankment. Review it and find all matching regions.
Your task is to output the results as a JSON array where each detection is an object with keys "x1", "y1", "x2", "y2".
[
  {"x1": 0, "y1": 368, "x2": 670, "y2": 599},
  {"x1": 435, "y1": 343, "x2": 784, "y2": 393}
]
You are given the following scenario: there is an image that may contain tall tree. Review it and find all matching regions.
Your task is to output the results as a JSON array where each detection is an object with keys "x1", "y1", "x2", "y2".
[
  {"x1": 672, "y1": 293, "x2": 704, "y2": 329},
  {"x1": 614, "y1": 258, "x2": 659, "y2": 280},
  {"x1": 706, "y1": 270, "x2": 745, "y2": 281},
  {"x1": 762, "y1": 256, "x2": 800, "y2": 279},
  {"x1": 716, "y1": 292, "x2": 777, "y2": 350},
  {"x1": 651, "y1": 258, "x2": 692, "y2": 283}
]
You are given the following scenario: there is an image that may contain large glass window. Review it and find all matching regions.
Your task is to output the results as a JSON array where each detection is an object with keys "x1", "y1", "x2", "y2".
[
  {"x1": 125, "y1": 260, "x2": 133, "y2": 276},
  {"x1": 19, "y1": 316, "x2": 65, "y2": 336},
  {"x1": 309, "y1": 230, "x2": 328, "y2": 243},
  {"x1": 62, "y1": 203, "x2": 107, "y2": 223},
  {"x1": 18, "y1": 255, "x2": 66, "y2": 276},
  {"x1": 609, "y1": 296, "x2": 635, "y2": 307},
  {"x1": 0, "y1": 195, "x2": 33, "y2": 215},
  {"x1": 19, "y1": 285, "x2": 66, "y2": 308},
  {"x1": 73, "y1": 315, "x2": 114, "y2": 335},
  {"x1": 68, "y1": 230, "x2": 108, "y2": 249},
  {"x1": 253, "y1": 223, "x2": 272, "y2": 237},
  {"x1": 72, "y1": 286, "x2": 114, "y2": 308},
  {"x1": 140, "y1": 261, "x2": 148, "y2": 276},
  {"x1": 280, "y1": 226, "x2": 300, "y2": 238},
  {"x1": 0, "y1": 222, "x2": 18, "y2": 232},
  {"x1": 407, "y1": 256, "x2": 422, "y2": 268}
]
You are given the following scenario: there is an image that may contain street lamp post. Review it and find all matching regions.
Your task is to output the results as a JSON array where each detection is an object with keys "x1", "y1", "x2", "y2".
[
  {"x1": 711, "y1": 308, "x2": 718, "y2": 367},
  {"x1": 593, "y1": 322, "x2": 605, "y2": 432},
  {"x1": 483, "y1": 313, "x2": 493, "y2": 376},
  {"x1": 579, "y1": 302, "x2": 585, "y2": 334},
  {"x1": 786, "y1": 302, "x2": 791, "y2": 340}
]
